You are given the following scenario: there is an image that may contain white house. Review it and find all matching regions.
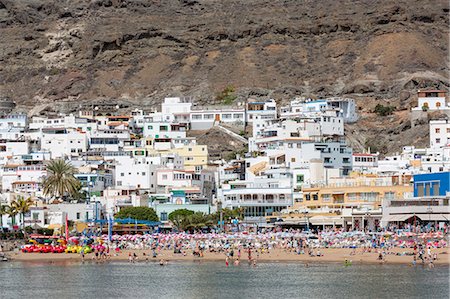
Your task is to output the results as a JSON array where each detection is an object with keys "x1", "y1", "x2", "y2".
[
  {"x1": 413, "y1": 90, "x2": 448, "y2": 111},
  {"x1": 246, "y1": 99, "x2": 277, "y2": 123},
  {"x1": 190, "y1": 108, "x2": 245, "y2": 130},
  {"x1": 143, "y1": 122, "x2": 187, "y2": 139},
  {"x1": 40, "y1": 128, "x2": 88, "y2": 158},
  {"x1": 430, "y1": 119, "x2": 450, "y2": 148}
]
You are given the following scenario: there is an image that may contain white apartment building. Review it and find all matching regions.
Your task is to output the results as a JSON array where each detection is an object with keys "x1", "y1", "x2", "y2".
[
  {"x1": 114, "y1": 157, "x2": 158, "y2": 191},
  {"x1": 0, "y1": 140, "x2": 30, "y2": 164},
  {"x1": 89, "y1": 129, "x2": 130, "y2": 152},
  {"x1": 143, "y1": 122, "x2": 187, "y2": 139},
  {"x1": 40, "y1": 128, "x2": 88, "y2": 158},
  {"x1": 190, "y1": 108, "x2": 245, "y2": 130},
  {"x1": 161, "y1": 97, "x2": 192, "y2": 122},
  {"x1": 220, "y1": 169, "x2": 293, "y2": 223},
  {"x1": 352, "y1": 153, "x2": 379, "y2": 173},
  {"x1": 430, "y1": 119, "x2": 450, "y2": 148},
  {"x1": 1, "y1": 164, "x2": 46, "y2": 192},
  {"x1": 157, "y1": 169, "x2": 195, "y2": 192},
  {"x1": 246, "y1": 99, "x2": 277, "y2": 123},
  {"x1": 29, "y1": 114, "x2": 98, "y2": 133},
  {"x1": 0, "y1": 114, "x2": 27, "y2": 130}
]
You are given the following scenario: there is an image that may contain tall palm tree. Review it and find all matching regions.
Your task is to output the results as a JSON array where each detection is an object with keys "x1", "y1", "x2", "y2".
[
  {"x1": 13, "y1": 196, "x2": 34, "y2": 229},
  {"x1": 6, "y1": 203, "x2": 18, "y2": 227},
  {"x1": 43, "y1": 159, "x2": 80, "y2": 202}
]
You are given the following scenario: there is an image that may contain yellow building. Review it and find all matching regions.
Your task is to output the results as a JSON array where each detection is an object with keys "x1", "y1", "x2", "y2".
[
  {"x1": 123, "y1": 137, "x2": 209, "y2": 172},
  {"x1": 272, "y1": 175, "x2": 413, "y2": 229},
  {"x1": 296, "y1": 175, "x2": 413, "y2": 210},
  {"x1": 171, "y1": 144, "x2": 208, "y2": 172}
]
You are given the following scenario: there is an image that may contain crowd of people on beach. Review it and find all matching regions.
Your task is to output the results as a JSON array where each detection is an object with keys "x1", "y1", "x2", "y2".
[{"x1": 66, "y1": 226, "x2": 448, "y2": 267}]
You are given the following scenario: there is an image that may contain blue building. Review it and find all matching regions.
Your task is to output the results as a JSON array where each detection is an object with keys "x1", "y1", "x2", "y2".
[{"x1": 413, "y1": 172, "x2": 450, "y2": 197}]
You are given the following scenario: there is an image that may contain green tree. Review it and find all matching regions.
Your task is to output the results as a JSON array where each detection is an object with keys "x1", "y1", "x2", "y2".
[
  {"x1": 0, "y1": 204, "x2": 7, "y2": 228},
  {"x1": 6, "y1": 203, "x2": 18, "y2": 227},
  {"x1": 180, "y1": 212, "x2": 214, "y2": 230},
  {"x1": 169, "y1": 209, "x2": 195, "y2": 222},
  {"x1": 115, "y1": 207, "x2": 159, "y2": 222},
  {"x1": 169, "y1": 209, "x2": 195, "y2": 229},
  {"x1": 43, "y1": 159, "x2": 80, "y2": 201},
  {"x1": 374, "y1": 104, "x2": 395, "y2": 116},
  {"x1": 13, "y1": 196, "x2": 34, "y2": 229},
  {"x1": 216, "y1": 85, "x2": 237, "y2": 105}
]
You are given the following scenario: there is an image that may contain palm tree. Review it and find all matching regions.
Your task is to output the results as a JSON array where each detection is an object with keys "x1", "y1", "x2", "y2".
[
  {"x1": 6, "y1": 203, "x2": 18, "y2": 228},
  {"x1": 0, "y1": 204, "x2": 7, "y2": 228},
  {"x1": 13, "y1": 196, "x2": 34, "y2": 229},
  {"x1": 43, "y1": 159, "x2": 80, "y2": 202}
]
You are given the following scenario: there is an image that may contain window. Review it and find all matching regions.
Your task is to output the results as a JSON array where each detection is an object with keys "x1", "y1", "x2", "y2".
[
  {"x1": 384, "y1": 192, "x2": 395, "y2": 200},
  {"x1": 296, "y1": 175, "x2": 304, "y2": 183},
  {"x1": 160, "y1": 212, "x2": 168, "y2": 221},
  {"x1": 76, "y1": 212, "x2": 80, "y2": 220},
  {"x1": 162, "y1": 174, "x2": 168, "y2": 180},
  {"x1": 233, "y1": 114, "x2": 243, "y2": 119},
  {"x1": 192, "y1": 115, "x2": 202, "y2": 120},
  {"x1": 322, "y1": 194, "x2": 332, "y2": 202},
  {"x1": 436, "y1": 138, "x2": 441, "y2": 144},
  {"x1": 433, "y1": 182, "x2": 440, "y2": 196},
  {"x1": 305, "y1": 194, "x2": 311, "y2": 201},
  {"x1": 142, "y1": 172, "x2": 146, "y2": 176},
  {"x1": 312, "y1": 194, "x2": 318, "y2": 201},
  {"x1": 417, "y1": 184, "x2": 424, "y2": 197},
  {"x1": 204, "y1": 114, "x2": 214, "y2": 119},
  {"x1": 117, "y1": 181, "x2": 122, "y2": 186},
  {"x1": 436, "y1": 128, "x2": 440, "y2": 133},
  {"x1": 222, "y1": 114, "x2": 232, "y2": 119},
  {"x1": 148, "y1": 125, "x2": 153, "y2": 129},
  {"x1": 360, "y1": 192, "x2": 378, "y2": 202},
  {"x1": 347, "y1": 193, "x2": 357, "y2": 201}
]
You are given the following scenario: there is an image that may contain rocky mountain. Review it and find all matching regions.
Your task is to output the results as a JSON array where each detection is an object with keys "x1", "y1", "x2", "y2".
[{"x1": 0, "y1": 0, "x2": 449, "y2": 154}]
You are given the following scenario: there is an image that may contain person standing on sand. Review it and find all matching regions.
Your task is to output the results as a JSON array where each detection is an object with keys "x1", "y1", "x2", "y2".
[{"x1": 225, "y1": 256, "x2": 229, "y2": 267}]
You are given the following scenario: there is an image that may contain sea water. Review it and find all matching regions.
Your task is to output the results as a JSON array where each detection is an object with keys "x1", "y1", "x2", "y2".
[{"x1": 0, "y1": 261, "x2": 448, "y2": 298}]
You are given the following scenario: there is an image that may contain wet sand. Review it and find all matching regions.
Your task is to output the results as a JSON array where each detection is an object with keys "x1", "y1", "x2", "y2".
[{"x1": 6, "y1": 247, "x2": 450, "y2": 265}]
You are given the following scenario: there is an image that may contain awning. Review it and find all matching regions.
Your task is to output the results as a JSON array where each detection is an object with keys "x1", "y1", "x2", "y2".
[
  {"x1": 386, "y1": 214, "x2": 415, "y2": 222},
  {"x1": 309, "y1": 216, "x2": 343, "y2": 225},
  {"x1": 416, "y1": 214, "x2": 450, "y2": 222},
  {"x1": 332, "y1": 191, "x2": 345, "y2": 195},
  {"x1": 47, "y1": 224, "x2": 62, "y2": 229}
]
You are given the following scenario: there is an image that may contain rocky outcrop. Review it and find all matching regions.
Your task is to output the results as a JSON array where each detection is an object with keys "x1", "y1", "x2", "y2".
[{"x1": 0, "y1": 0, "x2": 448, "y2": 106}]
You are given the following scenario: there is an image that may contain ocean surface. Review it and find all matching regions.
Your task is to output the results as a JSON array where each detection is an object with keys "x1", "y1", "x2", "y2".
[{"x1": 0, "y1": 261, "x2": 448, "y2": 299}]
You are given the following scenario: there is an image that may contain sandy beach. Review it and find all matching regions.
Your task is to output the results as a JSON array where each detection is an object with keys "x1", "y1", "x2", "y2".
[{"x1": 5, "y1": 247, "x2": 450, "y2": 265}]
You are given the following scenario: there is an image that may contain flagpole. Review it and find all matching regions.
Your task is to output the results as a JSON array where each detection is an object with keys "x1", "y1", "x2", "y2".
[{"x1": 65, "y1": 213, "x2": 69, "y2": 242}]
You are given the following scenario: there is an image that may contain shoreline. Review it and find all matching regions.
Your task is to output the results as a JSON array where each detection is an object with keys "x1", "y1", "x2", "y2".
[{"x1": 5, "y1": 248, "x2": 450, "y2": 266}]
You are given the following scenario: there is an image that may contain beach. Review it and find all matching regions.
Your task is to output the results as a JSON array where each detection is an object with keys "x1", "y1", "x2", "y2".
[{"x1": 7, "y1": 247, "x2": 450, "y2": 265}]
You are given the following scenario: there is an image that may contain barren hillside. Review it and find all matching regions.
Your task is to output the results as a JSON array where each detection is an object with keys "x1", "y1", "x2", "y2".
[{"x1": 0, "y1": 0, "x2": 449, "y2": 153}]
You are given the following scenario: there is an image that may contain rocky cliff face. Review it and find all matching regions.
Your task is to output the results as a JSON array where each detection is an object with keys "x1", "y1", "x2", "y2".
[{"x1": 0, "y1": 0, "x2": 449, "y2": 153}]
